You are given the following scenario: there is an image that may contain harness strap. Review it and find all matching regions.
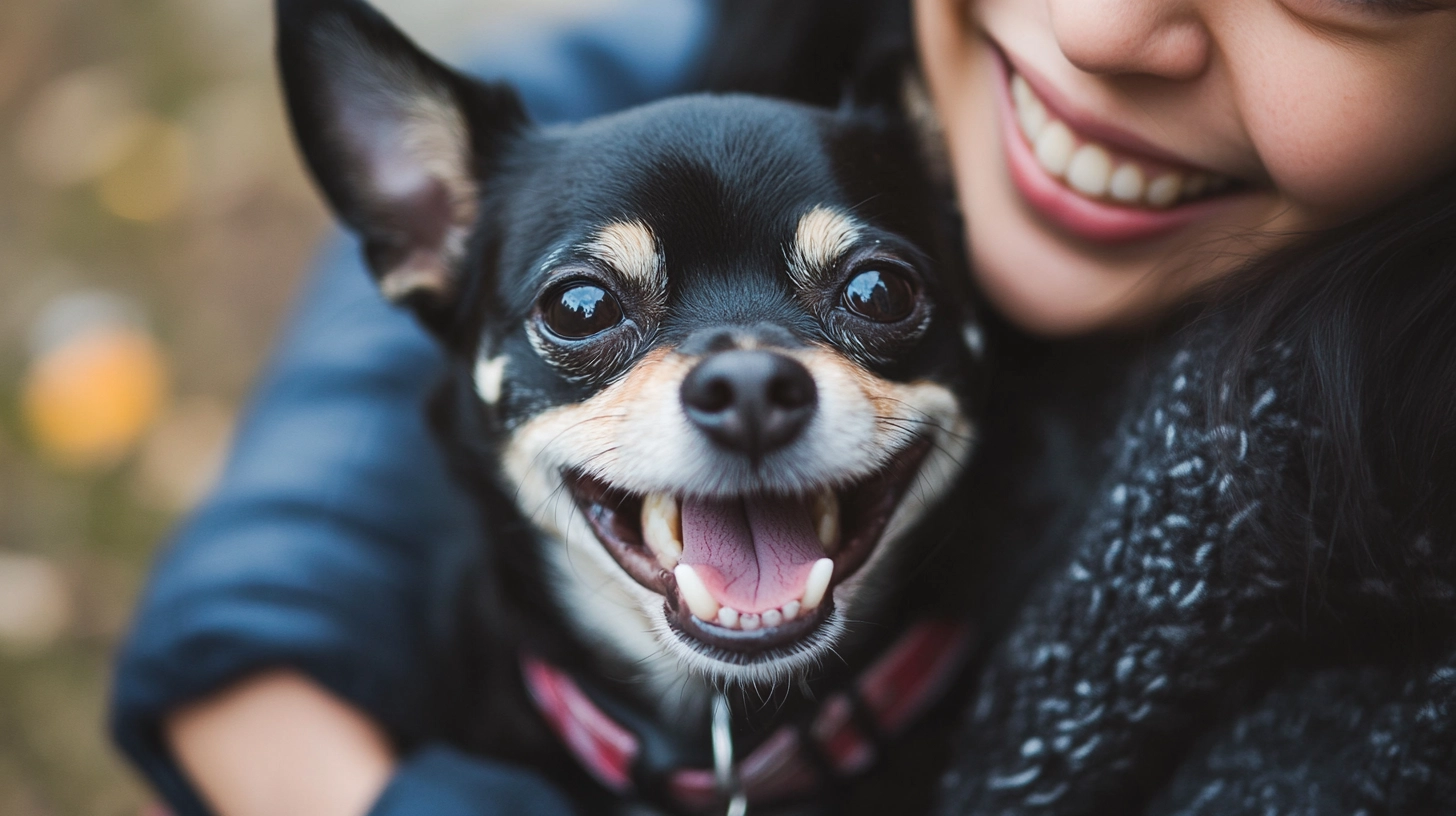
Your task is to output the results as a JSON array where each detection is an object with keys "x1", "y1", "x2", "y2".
[{"x1": 522, "y1": 619, "x2": 973, "y2": 812}]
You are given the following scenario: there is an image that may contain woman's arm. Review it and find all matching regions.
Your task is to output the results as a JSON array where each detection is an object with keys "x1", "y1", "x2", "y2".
[
  {"x1": 168, "y1": 671, "x2": 395, "y2": 816},
  {"x1": 166, "y1": 670, "x2": 587, "y2": 816}
]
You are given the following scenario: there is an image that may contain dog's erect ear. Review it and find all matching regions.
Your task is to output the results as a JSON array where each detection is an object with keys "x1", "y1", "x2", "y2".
[{"x1": 276, "y1": 0, "x2": 527, "y2": 311}]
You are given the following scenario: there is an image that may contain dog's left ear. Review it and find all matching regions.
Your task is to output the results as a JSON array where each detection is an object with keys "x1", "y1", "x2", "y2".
[{"x1": 276, "y1": 0, "x2": 528, "y2": 317}]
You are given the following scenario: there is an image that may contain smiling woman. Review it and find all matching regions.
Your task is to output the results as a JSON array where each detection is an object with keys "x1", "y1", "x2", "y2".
[
  {"x1": 917, "y1": 0, "x2": 1456, "y2": 333},
  {"x1": 896, "y1": 1, "x2": 1456, "y2": 813}
]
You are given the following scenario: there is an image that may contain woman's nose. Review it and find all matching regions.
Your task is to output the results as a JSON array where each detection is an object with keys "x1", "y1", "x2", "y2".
[{"x1": 1046, "y1": 0, "x2": 1211, "y2": 81}]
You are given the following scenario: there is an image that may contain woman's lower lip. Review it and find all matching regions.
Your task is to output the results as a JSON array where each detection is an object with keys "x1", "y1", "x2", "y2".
[{"x1": 989, "y1": 49, "x2": 1243, "y2": 246}]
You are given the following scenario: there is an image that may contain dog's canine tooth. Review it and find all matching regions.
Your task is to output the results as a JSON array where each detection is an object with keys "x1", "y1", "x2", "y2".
[
  {"x1": 761, "y1": 608, "x2": 783, "y2": 628},
  {"x1": 641, "y1": 493, "x2": 683, "y2": 570},
  {"x1": 812, "y1": 489, "x2": 840, "y2": 553},
  {"x1": 781, "y1": 600, "x2": 801, "y2": 621},
  {"x1": 740, "y1": 612, "x2": 761, "y2": 631},
  {"x1": 717, "y1": 607, "x2": 740, "y2": 629},
  {"x1": 801, "y1": 558, "x2": 834, "y2": 611},
  {"x1": 674, "y1": 564, "x2": 720, "y2": 621}
]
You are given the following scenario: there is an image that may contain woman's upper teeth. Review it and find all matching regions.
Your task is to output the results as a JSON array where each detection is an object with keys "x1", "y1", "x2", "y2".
[{"x1": 1011, "y1": 73, "x2": 1230, "y2": 209}]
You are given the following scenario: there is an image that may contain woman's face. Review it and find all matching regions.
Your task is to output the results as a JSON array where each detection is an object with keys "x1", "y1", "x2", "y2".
[{"x1": 915, "y1": 0, "x2": 1456, "y2": 335}]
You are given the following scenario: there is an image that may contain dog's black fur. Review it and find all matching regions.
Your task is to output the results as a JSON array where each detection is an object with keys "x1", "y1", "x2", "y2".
[{"x1": 277, "y1": 1, "x2": 987, "y2": 812}]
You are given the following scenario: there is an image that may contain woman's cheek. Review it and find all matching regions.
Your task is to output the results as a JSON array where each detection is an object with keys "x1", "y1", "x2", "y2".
[{"x1": 1236, "y1": 37, "x2": 1456, "y2": 223}]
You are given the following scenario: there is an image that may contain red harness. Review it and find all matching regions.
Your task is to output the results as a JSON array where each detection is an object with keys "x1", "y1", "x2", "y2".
[{"x1": 522, "y1": 619, "x2": 973, "y2": 812}]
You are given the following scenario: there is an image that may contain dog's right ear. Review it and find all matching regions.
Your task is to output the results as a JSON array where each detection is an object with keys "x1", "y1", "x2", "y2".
[{"x1": 276, "y1": 0, "x2": 528, "y2": 320}]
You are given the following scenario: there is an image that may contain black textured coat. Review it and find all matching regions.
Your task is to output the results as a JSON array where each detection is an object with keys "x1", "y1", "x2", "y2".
[{"x1": 940, "y1": 314, "x2": 1456, "y2": 816}]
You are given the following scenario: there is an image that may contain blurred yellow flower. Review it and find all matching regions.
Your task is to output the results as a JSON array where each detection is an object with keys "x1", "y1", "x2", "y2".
[{"x1": 22, "y1": 325, "x2": 169, "y2": 470}]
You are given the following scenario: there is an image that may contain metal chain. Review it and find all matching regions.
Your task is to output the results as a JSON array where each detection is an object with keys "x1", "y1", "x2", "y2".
[{"x1": 711, "y1": 692, "x2": 748, "y2": 816}]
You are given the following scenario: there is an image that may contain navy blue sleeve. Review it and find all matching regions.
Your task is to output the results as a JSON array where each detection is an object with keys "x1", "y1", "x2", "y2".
[
  {"x1": 367, "y1": 746, "x2": 578, "y2": 816},
  {"x1": 110, "y1": 3, "x2": 711, "y2": 814}
]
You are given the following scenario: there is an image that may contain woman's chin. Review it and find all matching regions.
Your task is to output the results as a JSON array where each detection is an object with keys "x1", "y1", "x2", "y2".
[{"x1": 967, "y1": 235, "x2": 1151, "y2": 336}]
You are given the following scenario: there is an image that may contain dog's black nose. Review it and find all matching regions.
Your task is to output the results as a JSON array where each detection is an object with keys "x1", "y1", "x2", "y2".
[{"x1": 681, "y1": 350, "x2": 817, "y2": 460}]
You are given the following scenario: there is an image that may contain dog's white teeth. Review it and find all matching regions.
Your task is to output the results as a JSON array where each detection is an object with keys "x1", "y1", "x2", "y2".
[
  {"x1": 716, "y1": 605, "x2": 795, "y2": 630},
  {"x1": 674, "y1": 564, "x2": 720, "y2": 622},
  {"x1": 801, "y1": 558, "x2": 834, "y2": 612},
  {"x1": 812, "y1": 489, "x2": 840, "y2": 553},
  {"x1": 641, "y1": 493, "x2": 682, "y2": 570}
]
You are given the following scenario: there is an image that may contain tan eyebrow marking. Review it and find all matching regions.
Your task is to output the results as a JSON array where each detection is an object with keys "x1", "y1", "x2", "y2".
[
  {"x1": 785, "y1": 206, "x2": 862, "y2": 290},
  {"x1": 584, "y1": 220, "x2": 665, "y2": 296}
]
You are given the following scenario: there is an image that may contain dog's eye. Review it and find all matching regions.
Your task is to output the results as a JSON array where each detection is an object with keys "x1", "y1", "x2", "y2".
[
  {"x1": 541, "y1": 282, "x2": 623, "y2": 339},
  {"x1": 842, "y1": 267, "x2": 917, "y2": 323}
]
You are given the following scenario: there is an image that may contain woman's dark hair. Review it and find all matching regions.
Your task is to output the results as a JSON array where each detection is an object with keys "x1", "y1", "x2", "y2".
[
  {"x1": 697, "y1": 0, "x2": 913, "y2": 106},
  {"x1": 1204, "y1": 172, "x2": 1456, "y2": 615}
]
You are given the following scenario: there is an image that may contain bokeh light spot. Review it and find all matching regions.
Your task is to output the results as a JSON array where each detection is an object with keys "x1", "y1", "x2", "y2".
[
  {"x1": 15, "y1": 65, "x2": 142, "y2": 187},
  {"x1": 96, "y1": 118, "x2": 193, "y2": 223},
  {"x1": 0, "y1": 554, "x2": 72, "y2": 652},
  {"x1": 22, "y1": 326, "x2": 169, "y2": 470}
]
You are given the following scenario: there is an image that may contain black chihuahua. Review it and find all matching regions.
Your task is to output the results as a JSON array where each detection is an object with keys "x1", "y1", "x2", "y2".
[{"x1": 278, "y1": 1, "x2": 987, "y2": 812}]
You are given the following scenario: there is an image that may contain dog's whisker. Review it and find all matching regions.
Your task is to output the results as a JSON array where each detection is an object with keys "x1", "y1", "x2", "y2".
[{"x1": 510, "y1": 413, "x2": 624, "y2": 506}]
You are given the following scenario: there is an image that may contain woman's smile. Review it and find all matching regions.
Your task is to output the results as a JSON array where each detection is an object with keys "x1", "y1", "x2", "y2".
[
  {"x1": 990, "y1": 41, "x2": 1251, "y2": 244},
  {"x1": 915, "y1": 0, "x2": 1456, "y2": 335}
]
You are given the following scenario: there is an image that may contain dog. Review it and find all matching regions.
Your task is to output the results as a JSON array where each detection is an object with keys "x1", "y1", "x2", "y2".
[{"x1": 277, "y1": 1, "x2": 987, "y2": 812}]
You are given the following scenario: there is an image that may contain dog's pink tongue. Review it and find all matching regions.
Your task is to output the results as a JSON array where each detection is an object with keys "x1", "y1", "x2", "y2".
[{"x1": 680, "y1": 495, "x2": 823, "y2": 614}]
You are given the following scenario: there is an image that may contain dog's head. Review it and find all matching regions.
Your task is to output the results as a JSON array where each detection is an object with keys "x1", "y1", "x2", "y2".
[{"x1": 277, "y1": 0, "x2": 984, "y2": 689}]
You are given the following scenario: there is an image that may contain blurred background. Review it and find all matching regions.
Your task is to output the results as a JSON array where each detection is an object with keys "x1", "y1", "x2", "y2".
[{"x1": 0, "y1": 0, "x2": 608, "y2": 812}]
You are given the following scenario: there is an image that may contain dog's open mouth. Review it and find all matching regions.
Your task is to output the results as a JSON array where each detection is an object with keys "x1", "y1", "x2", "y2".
[{"x1": 564, "y1": 438, "x2": 933, "y2": 661}]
